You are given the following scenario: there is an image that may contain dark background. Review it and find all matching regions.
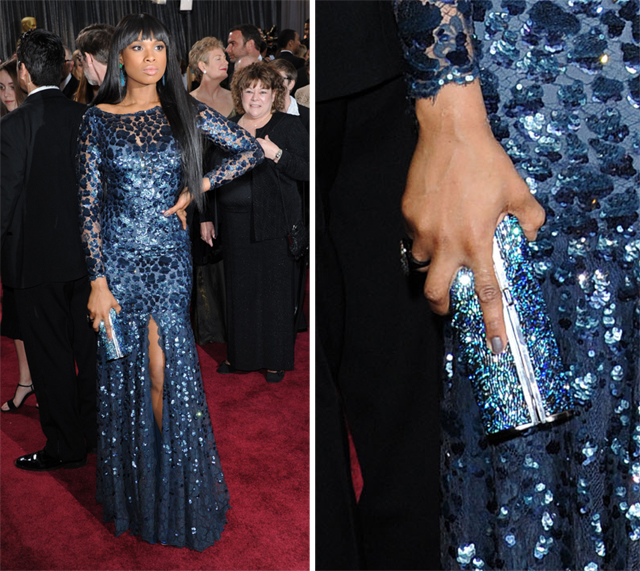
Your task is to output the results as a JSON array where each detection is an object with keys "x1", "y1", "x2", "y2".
[{"x1": 1, "y1": 0, "x2": 309, "y2": 61}]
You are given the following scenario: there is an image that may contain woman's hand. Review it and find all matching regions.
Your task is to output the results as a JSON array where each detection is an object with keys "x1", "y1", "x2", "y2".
[
  {"x1": 256, "y1": 135, "x2": 281, "y2": 161},
  {"x1": 404, "y1": 81, "x2": 545, "y2": 353},
  {"x1": 164, "y1": 188, "x2": 193, "y2": 230},
  {"x1": 200, "y1": 221, "x2": 216, "y2": 246},
  {"x1": 87, "y1": 277, "x2": 121, "y2": 340}
]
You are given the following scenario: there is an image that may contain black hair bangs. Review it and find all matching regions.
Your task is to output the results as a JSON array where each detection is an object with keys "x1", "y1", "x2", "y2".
[{"x1": 114, "y1": 13, "x2": 171, "y2": 53}]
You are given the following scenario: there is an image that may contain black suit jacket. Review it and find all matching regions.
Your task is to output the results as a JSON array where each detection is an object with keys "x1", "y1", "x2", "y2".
[
  {"x1": 317, "y1": 1, "x2": 405, "y2": 102},
  {"x1": 1, "y1": 89, "x2": 88, "y2": 288},
  {"x1": 61, "y1": 74, "x2": 79, "y2": 99},
  {"x1": 276, "y1": 51, "x2": 306, "y2": 70},
  {"x1": 296, "y1": 104, "x2": 309, "y2": 133}
]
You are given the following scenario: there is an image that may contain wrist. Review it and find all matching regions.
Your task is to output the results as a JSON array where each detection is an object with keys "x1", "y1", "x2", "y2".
[
  {"x1": 416, "y1": 81, "x2": 492, "y2": 142},
  {"x1": 91, "y1": 276, "x2": 109, "y2": 290}
]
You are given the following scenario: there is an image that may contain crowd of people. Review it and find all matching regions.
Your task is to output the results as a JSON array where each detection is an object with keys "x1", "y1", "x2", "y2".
[{"x1": 1, "y1": 11, "x2": 308, "y2": 551}]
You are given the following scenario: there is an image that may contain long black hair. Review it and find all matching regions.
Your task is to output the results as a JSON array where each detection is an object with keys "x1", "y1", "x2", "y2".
[{"x1": 93, "y1": 13, "x2": 204, "y2": 211}]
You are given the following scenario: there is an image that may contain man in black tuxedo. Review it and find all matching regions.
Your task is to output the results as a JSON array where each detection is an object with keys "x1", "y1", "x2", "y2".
[
  {"x1": 1, "y1": 29, "x2": 97, "y2": 471},
  {"x1": 276, "y1": 29, "x2": 305, "y2": 69}
]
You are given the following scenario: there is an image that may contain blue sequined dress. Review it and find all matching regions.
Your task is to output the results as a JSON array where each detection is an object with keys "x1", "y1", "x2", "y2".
[
  {"x1": 76, "y1": 102, "x2": 263, "y2": 551},
  {"x1": 394, "y1": 1, "x2": 639, "y2": 569}
]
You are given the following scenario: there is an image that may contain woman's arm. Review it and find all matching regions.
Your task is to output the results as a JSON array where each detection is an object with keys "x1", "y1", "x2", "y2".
[
  {"x1": 76, "y1": 112, "x2": 120, "y2": 337},
  {"x1": 395, "y1": 0, "x2": 544, "y2": 353},
  {"x1": 197, "y1": 104, "x2": 264, "y2": 189}
]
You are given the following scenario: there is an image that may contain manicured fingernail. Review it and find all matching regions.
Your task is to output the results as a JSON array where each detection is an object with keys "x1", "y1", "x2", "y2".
[{"x1": 490, "y1": 337, "x2": 504, "y2": 355}]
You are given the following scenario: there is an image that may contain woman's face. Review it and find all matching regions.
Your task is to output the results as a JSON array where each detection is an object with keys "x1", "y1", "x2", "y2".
[
  {"x1": 74, "y1": 53, "x2": 83, "y2": 70},
  {"x1": 120, "y1": 33, "x2": 167, "y2": 87},
  {"x1": 0, "y1": 70, "x2": 18, "y2": 112},
  {"x1": 278, "y1": 71, "x2": 295, "y2": 97},
  {"x1": 241, "y1": 80, "x2": 276, "y2": 121},
  {"x1": 200, "y1": 48, "x2": 228, "y2": 81}
]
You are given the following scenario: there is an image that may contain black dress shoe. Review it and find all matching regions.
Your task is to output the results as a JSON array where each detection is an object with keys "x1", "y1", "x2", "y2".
[
  {"x1": 217, "y1": 361, "x2": 237, "y2": 374},
  {"x1": 266, "y1": 371, "x2": 285, "y2": 383},
  {"x1": 15, "y1": 449, "x2": 87, "y2": 472}
]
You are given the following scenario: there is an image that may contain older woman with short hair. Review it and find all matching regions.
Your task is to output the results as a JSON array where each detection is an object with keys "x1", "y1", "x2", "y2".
[
  {"x1": 188, "y1": 37, "x2": 235, "y2": 345},
  {"x1": 189, "y1": 36, "x2": 233, "y2": 117},
  {"x1": 216, "y1": 62, "x2": 309, "y2": 383}
]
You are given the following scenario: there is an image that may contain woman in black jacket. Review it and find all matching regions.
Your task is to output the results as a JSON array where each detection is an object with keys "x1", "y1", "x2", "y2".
[{"x1": 214, "y1": 62, "x2": 309, "y2": 383}]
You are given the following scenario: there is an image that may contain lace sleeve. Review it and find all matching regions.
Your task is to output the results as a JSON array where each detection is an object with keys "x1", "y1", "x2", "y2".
[
  {"x1": 196, "y1": 104, "x2": 264, "y2": 189},
  {"x1": 393, "y1": 0, "x2": 480, "y2": 99},
  {"x1": 76, "y1": 110, "x2": 105, "y2": 280}
]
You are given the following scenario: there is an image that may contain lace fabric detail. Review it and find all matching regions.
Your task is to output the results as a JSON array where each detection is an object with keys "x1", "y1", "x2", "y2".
[
  {"x1": 393, "y1": 0, "x2": 480, "y2": 98},
  {"x1": 75, "y1": 103, "x2": 258, "y2": 550},
  {"x1": 76, "y1": 103, "x2": 262, "y2": 282},
  {"x1": 195, "y1": 103, "x2": 264, "y2": 189},
  {"x1": 96, "y1": 312, "x2": 229, "y2": 551}
]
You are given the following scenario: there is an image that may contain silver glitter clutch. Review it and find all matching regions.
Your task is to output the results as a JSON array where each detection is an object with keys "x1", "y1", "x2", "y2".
[
  {"x1": 450, "y1": 216, "x2": 574, "y2": 436},
  {"x1": 98, "y1": 308, "x2": 132, "y2": 361}
]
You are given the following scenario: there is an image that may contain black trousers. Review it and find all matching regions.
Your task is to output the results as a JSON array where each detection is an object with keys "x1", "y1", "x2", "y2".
[
  {"x1": 14, "y1": 276, "x2": 97, "y2": 461},
  {"x1": 316, "y1": 76, "x2": 443, "y2": 570}
]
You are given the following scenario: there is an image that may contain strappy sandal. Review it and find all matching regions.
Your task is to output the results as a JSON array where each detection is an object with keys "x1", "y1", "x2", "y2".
[{"x1": 1, "y1": 383, "x2": 36, "y2": 412}]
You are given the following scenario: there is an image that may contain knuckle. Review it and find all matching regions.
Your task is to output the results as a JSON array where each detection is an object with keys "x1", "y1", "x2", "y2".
[
  {"x1": 423, "y1": 284, "x2": 447, "y2": 309},
  {"x1": 476, "y1": 283, "x2": 501, "y2": 304},
  {"x1": 531, "y1": 205, "x2": 546, "y2": 230}
]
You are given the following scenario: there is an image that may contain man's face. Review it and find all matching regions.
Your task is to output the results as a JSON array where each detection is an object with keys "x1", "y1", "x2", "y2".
[
  {"x1": 290, "y1": 32, "x2": 301, "y2": 53},
  {"x1": 226, "y1": 30, "x2": 248, "y2": 63},
  {"x1": 62, "y1": 48, "x2": 74, "y2": 78}
]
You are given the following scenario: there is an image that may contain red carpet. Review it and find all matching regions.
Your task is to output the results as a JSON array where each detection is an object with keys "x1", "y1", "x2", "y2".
[{"x1": 0, "y1": 302, "x2": 309, "y2": 570}]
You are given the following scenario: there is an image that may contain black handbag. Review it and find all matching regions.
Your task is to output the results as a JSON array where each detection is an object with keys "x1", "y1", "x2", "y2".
[
  {"x1": 286, "y1": 220, "x2": 309, "y2": 260},
  {"x1": 275, "y1": 167, "x2": 308, "y2": 260}
]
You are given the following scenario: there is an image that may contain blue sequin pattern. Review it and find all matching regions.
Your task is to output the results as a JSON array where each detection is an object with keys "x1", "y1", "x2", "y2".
[
  {"x1": 395, "y1": 1, "x2": 639, "y2": 569},
  {"x1": 76, "y1": 102, "x2": 262, "y2": 550}
]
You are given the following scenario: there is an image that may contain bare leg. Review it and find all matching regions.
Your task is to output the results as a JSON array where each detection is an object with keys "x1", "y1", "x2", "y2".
[
  {"x1": 1, "y1": 340, "x2": 36, "y2": 411},
  {"x1": 15, "y1": 340, "x2": 32, "y2": 384},
  {"x1": 148, "y1": 318, "x2": 165, "y2": 431}
]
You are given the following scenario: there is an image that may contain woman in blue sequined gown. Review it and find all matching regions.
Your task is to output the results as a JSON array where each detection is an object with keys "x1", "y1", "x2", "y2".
[
  {"x1": 394, "y1": 1, "x2": 639, "y2": 569},
  {"x1": 76, "y1": 14, "x2": 263, "y2": 551}
]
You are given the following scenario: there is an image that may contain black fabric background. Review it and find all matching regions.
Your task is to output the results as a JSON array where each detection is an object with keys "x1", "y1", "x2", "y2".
[{"x1": 1, "y1": 0, "x2": 308, "y2": 61}]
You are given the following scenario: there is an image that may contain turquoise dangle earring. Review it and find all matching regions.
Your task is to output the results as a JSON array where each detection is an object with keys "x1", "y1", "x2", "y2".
[
  {"x1": 119, "y1": 63, "x2": 125, "y2": 87},
  {"x1": 162, "y1": 73, "x2": 166, "y2": 86}
]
